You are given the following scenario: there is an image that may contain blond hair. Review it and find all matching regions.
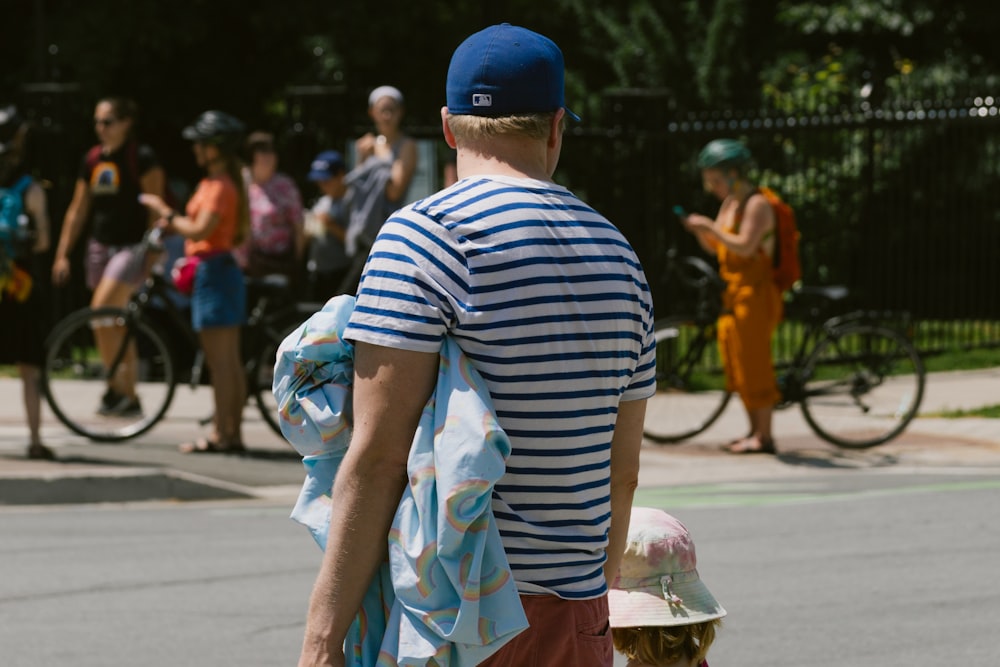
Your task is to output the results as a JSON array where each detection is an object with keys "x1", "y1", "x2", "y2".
[
  {"x1": 446, "y1": 111, "x2": 564, "y2": 142},
  {"x1": 612, "y1": 620, "x2": 720, "y2": 666}
]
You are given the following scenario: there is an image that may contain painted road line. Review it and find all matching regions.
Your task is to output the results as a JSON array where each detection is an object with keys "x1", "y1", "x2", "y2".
[{"x1": 633, "y1": 477, "x2": 1000, "y2": 509}]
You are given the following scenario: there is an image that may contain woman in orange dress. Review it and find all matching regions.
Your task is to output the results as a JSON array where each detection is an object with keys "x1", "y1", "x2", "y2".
[{"x1": 681, "y1": 139, "x2": 782, "y2": 454}]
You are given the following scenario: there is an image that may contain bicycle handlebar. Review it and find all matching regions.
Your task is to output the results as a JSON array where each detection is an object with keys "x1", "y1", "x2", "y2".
[{"x1": 664, "y1": 245, "x2": 725, "y2": 291}]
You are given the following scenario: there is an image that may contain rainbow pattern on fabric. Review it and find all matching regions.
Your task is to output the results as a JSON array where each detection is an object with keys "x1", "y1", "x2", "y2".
[
  {"x1": 413, "y1": 542, "x2": 440, "y2": 598},
  {"x1": 478, "y1": 617, "x2": 500, "y2": 645},
  {"x1": 278, "y1": 298, "x2": 529, "y2": 663},
  {"x1": 421, "y1": 607, "x2": 459, "y2": 634},
  {"x1": 457, "y1": 354, "x2": 479, "y2": 393},
  {"x1": 445, "y1": 479, "x2": 491, "y2": 532},
  {"x1": 408, "y1": 465, "x2": 436, "y2": 490},
  {"x1": 458, "y1": 553, "x2": 511, "y2": 601}
]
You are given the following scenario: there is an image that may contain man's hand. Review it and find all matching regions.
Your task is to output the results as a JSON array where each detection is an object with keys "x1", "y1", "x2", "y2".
[{"x1": 297, "y1": 641, "x2": 345, "y2": 667}]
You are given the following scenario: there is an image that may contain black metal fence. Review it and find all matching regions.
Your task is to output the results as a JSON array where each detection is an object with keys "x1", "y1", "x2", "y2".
[
  {"x1": 554, "y1": 92, "x2": 1000, "y2": 354},
  {"x1": 13, "y1": 86, "x2": 1000, "y2": 355}
]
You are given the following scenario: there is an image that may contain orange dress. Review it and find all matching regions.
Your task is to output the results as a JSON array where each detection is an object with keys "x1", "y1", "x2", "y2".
[{"x1": 716, "y1": 215, "x2": 783, "y2": 411}]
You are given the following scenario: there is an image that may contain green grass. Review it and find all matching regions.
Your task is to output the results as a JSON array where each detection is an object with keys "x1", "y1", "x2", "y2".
[
  {"x1": 924, "y1": 405, "x2": 1000, "y2": 419},
  {"x1": 920, "y1": 347, "x2": 1000, "y2": 373}
]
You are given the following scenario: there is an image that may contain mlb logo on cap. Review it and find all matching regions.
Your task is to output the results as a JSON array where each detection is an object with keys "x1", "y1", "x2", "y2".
[{"x1": 446, "y1": 23, "x2": 579, "y2": 120}]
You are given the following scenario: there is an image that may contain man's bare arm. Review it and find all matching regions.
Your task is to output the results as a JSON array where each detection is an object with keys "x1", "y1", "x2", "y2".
[
  {"x1": 298, "y1": 341, "x2": 439, "y2": 666},
  {"x1": 604, "y1": 398, "x2": 646, "y2": 587}
]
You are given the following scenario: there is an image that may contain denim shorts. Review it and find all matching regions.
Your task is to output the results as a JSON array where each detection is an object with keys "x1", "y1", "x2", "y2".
[{"x1": 191, "y1": 252, "x2": 246, "y2": 331}]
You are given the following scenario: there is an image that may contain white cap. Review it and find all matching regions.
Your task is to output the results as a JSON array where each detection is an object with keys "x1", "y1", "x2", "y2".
[{"x1": 368, "y1": 85, "x2": 404, "y2": 107}]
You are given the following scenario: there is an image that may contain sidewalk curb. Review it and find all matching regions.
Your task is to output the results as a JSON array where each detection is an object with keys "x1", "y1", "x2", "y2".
[{"x1": 0, "y1": 467, "x2": 255, "y2": 506}]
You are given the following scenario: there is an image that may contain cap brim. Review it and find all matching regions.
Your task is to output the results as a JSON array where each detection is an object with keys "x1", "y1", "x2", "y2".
[
  {"x1": 565, "y1": 106, "x2": 581, "y2": 122},
  {"x1": 608, "y1": 579, "x2": 726, "y2": 627},
  {"x1": 307, "y1": 170, "x2": 331, "y2": 182}
]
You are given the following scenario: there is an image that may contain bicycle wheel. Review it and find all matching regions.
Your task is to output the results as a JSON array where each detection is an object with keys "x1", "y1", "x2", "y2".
[
  {"x1": 799, "y1": 323, "x2": 925, "y2": 449},
  {"x1": 43, "y1": 306, "x2": 176, "y2": 442},
  {"x1": 643, "y1": 316, "x2": 732, "y2": 443},
  {"x1": 252, "y1": 319, "x2": 303, "y2": 438}
]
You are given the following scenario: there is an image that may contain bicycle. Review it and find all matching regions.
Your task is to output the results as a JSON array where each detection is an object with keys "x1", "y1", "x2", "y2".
[
  {"x1": 643, "y1": 246, "x2": 926, "y2": 449},
  {"x1": 41, "y1": 229, "x2": 319, "y2": 442}
]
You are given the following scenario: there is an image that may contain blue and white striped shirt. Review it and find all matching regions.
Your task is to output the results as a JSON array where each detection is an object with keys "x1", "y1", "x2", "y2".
[{"x1": 344, "y1": 175, "x2": 656, "y2": 599}]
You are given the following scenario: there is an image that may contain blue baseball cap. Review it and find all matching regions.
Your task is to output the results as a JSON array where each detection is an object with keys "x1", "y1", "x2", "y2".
[
  {"x1": 308, "y1": 150, "x2": 346, "y2": 181},
  {"x1": 446, "y1": 23, "x2": 580, "y2": 121}
]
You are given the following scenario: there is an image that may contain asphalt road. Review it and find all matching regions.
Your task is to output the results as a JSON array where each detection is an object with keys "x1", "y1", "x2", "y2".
[{"x1": 3, "y1": 466, "x2": 999, "y2": 667}]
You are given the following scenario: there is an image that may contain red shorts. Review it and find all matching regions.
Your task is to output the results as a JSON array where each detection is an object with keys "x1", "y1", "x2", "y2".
[{"x1": 478, "y1": 594, "x2": 612, "y2": 667}]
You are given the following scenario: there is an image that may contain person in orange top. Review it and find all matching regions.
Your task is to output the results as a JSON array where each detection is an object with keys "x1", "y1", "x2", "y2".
[
  {"x1": 680, "y1": 139, "x2": 782, "y2": 454},
  {"x1": 140, "y1": 111, "x2": 250, "y2": 454}
]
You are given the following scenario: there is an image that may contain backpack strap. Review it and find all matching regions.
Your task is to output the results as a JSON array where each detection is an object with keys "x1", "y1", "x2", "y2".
[
  {"x1": 11, "y1": 174, "x2": 33, "y2": 195},
  {"x1": 757, "y1": 186, "x2": 784, "y2": 267},
  {"x1": 85, "y1": 144, "x2": 103, "y2": 172},
  {"x1": 127, "y1": 140, "x2": 140, "y2": 184},
  {"x1": 84, "y1": 142, "x2": 142, "y2": 185}
]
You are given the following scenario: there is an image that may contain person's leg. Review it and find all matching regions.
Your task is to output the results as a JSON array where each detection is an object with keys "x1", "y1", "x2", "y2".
[
  {"x1": 19, "y1": 363, "x2": 53, "y2": 459},
  {"x1": 90, "y1": 276, "x2": 140, "y2": 399},
  {"x1": 724, "y1": 299, "x2": 779, "y2": 454},
  {"x1": 197, "y1": 326, "x2": 245, "y2": 448},
  {"x1": 182, "y1": 253, "x2": 246, "y2": 453},
  {"x1": 90, "y1": 245, "x2": 148, "y2": 404},
  {"x1": 751, "y1": 406, "x2": 773, "y2": 441}
]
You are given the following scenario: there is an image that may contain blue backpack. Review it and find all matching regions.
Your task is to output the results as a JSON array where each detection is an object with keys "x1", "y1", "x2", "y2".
[{"x1": 0, "y1": 174, "x2": 34, "y2": 262}]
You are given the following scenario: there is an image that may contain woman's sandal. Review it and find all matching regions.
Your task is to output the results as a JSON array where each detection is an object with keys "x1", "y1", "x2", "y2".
[
  {"x1": 179, "y1": 438, "x2": 247, "y2": 455},
  {"x1": 27, "y1": 443, "x2": 56, "y2": 460},
  {"x1": 725, "y1": 436, "x2": 776, "y2": 455}
]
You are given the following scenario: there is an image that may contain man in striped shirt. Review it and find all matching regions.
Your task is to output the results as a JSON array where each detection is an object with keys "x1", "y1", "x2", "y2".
[{"x1": 297, "y1": 23, "x2": 656, "y2": 667}]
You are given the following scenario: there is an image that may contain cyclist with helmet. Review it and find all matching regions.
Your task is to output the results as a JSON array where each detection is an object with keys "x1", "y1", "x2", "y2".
[
  {"x1": 140, "y1": 110, "x2": 250, "y2": 454},
  {"x1": 679, "y1": 138, "x2": 782, "y2": 455}
]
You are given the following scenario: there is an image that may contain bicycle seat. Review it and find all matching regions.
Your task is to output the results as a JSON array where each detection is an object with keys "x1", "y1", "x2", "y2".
[
  {"x1": 792, "y1": 285, "x2": 848, "y2": 301},
  {"x1": 246, "y1": 274, "x2": 291, "y2": 297},
  {"x1": 786, "y1": 285, "x2": 850, "y2": 323}
]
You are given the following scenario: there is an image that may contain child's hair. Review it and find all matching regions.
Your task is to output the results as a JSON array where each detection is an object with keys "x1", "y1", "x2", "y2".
[
  {"x1": 609, "y1": 508, "x2": 726, "y2": 666},
  {"x1": 612, "y1": 620, "x2": 720, "y2": 666}
]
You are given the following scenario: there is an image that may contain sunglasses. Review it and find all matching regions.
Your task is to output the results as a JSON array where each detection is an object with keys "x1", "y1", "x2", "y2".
[{"x1": 94, "y1": 117, "x2": 118, "y2": 127}]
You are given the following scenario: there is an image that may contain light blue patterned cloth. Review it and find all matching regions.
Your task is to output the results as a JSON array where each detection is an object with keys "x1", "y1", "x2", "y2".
[{"x1": 273, "y1": 295, "x2": 528, "y2": 666}]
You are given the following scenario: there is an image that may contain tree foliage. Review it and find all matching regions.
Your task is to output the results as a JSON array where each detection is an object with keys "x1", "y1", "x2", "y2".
[{"x1": 4, "y1": 0, "x2": 997, "y2": 130}]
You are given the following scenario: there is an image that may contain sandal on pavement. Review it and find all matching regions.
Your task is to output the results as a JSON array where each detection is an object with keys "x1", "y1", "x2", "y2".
[
  {"x1": 179, "y1": 438, "x2": 246, "y2": 455},
  {"x1": 725, "y1": 436, "x2": 776, "y2": 455},
  {"x1": 27, "y1": 443, "x2": 56, "y2": 461}
]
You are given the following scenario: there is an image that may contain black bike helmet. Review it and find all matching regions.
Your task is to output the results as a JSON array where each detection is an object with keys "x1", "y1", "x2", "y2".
[
  {"x1": 181, "y1": 110, "x2": 245, "y2": 151},
  {"x1": 0, "y1": 105, "x2": 25, "y2": 156},
  {"x1": 696, "y1": 138, "x2": 752, "y2": 171}
]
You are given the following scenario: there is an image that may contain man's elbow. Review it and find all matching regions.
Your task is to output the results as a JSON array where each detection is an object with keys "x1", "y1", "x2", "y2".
[{"x1": 610, "y1": 465, "x2": 640, "y2": 494}]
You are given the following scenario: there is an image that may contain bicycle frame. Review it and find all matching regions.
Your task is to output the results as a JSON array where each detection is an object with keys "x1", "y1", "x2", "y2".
[
  {"x1": 778, "y1": 306, "x2": 916, "y2": 406},
  {"x1": 124, "y1": 273, "x2": 205, "y2": 387}
]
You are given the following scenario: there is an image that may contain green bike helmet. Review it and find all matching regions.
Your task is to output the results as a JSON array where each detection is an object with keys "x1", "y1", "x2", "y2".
[{"x1": 696, "y1": 138, "x2": 752, "y2": 171}]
